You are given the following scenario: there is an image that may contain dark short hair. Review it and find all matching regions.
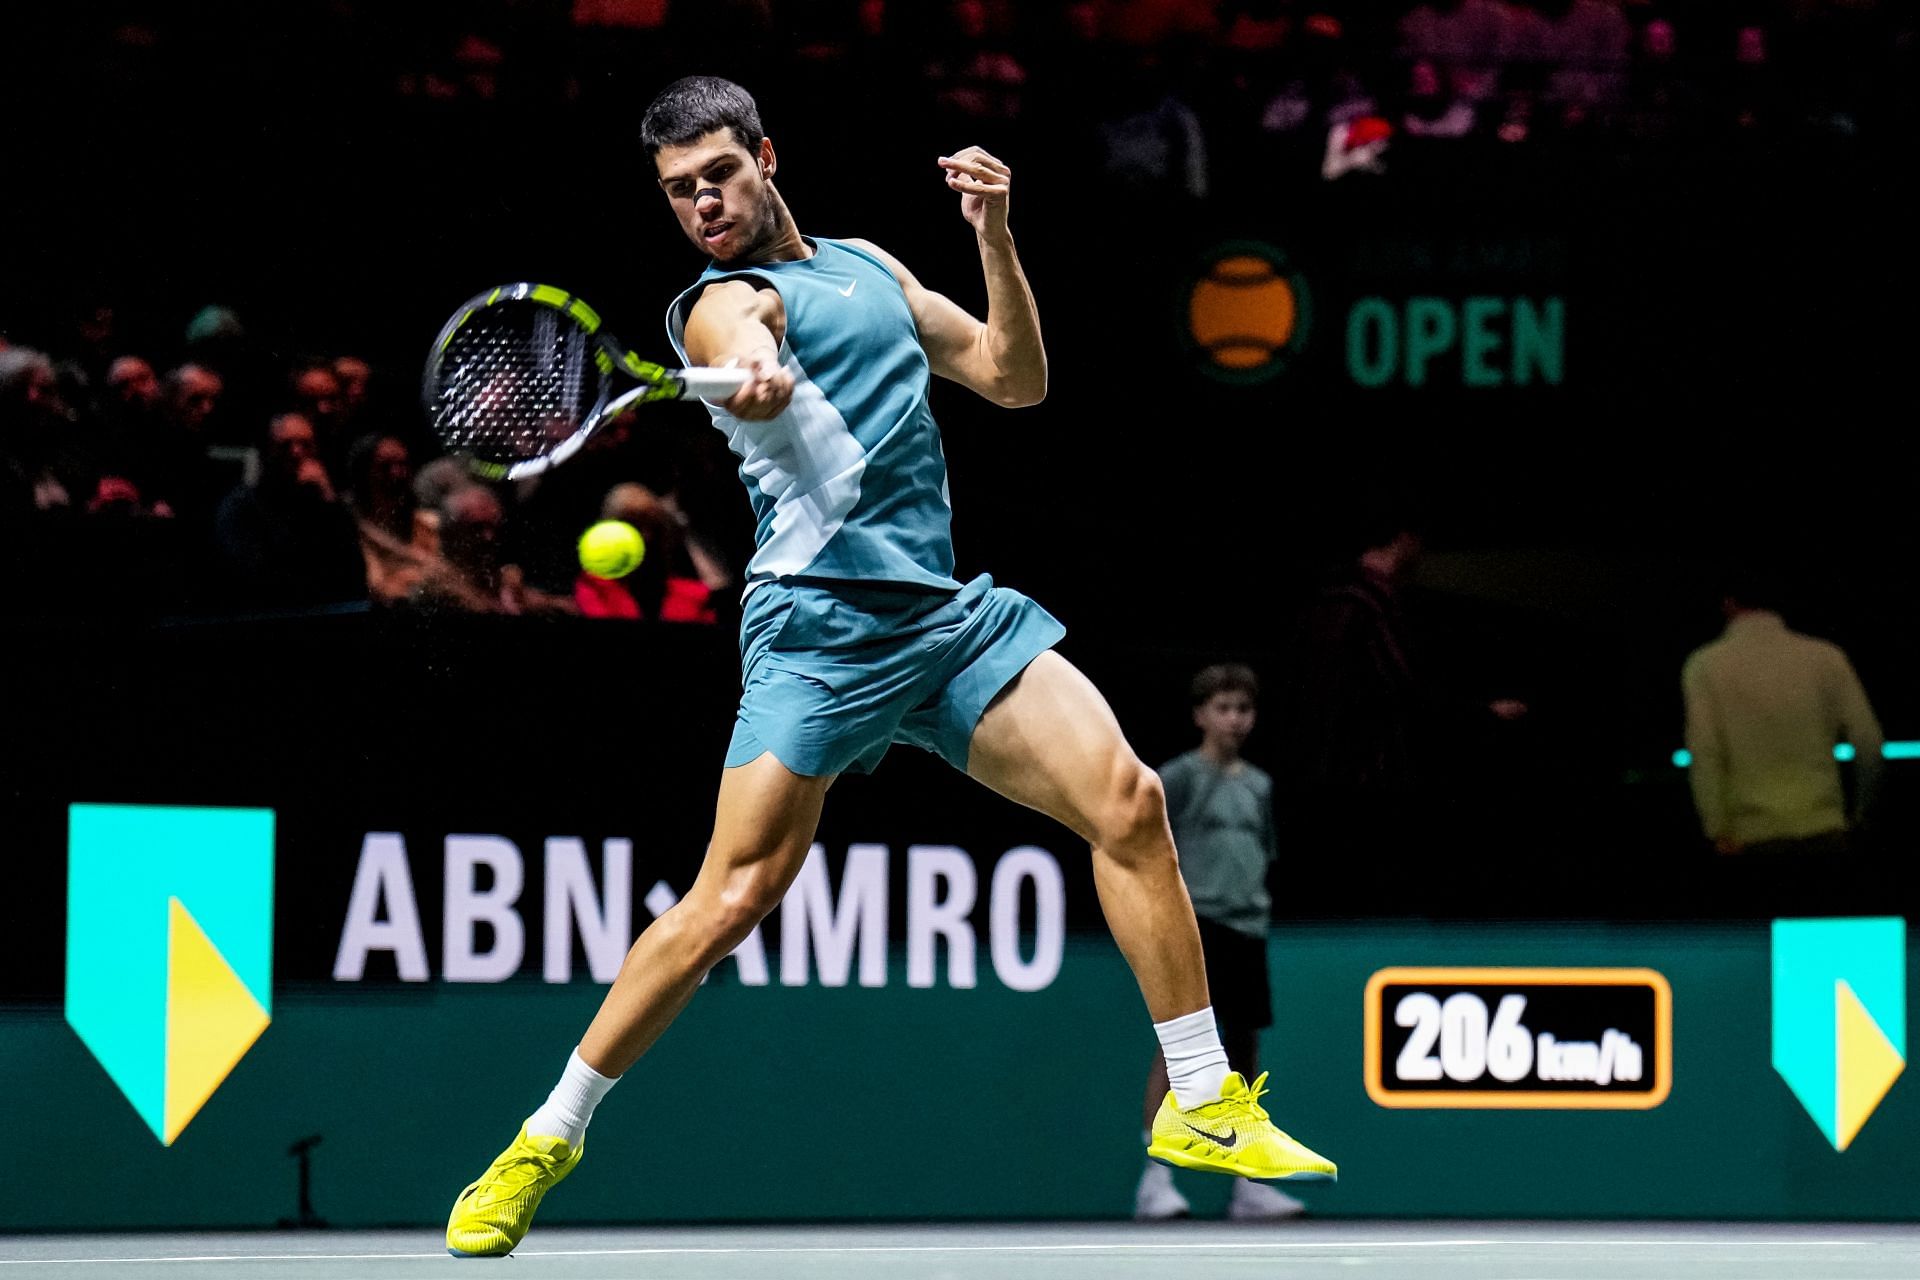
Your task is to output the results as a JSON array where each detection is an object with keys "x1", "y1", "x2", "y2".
[
  {"x1": 1191, "y1": 663, "x2": 1260, "y2": 707},
  {"x1": 641, "y1": 76, "x2": 764, "y2": 158}
]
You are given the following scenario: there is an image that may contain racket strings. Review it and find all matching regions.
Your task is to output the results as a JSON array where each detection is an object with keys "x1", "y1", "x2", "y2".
[{"x1": 430, "y1": 304, "x2": 604, "y2": 465}]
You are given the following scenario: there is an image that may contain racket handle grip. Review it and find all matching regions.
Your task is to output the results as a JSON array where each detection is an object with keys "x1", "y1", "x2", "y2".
[{"x1": 677, "y1": 367, "x2": 754, "y2": 401}]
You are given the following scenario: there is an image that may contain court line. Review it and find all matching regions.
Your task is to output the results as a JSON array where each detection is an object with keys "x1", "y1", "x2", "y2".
[
  {"x1": 4, "y1": 1240, "x2": 1506, "y2": 1265},
  {"x1": 10, "y1": 1236, "x2": 1911, "y2": 1267}
]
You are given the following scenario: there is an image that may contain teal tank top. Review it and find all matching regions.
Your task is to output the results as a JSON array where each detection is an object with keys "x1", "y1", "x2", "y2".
[{"x1": 666, "y1": 237, "x2": 960, "y2": 594}]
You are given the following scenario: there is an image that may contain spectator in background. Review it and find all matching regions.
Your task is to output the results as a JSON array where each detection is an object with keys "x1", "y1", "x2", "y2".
[
  {"x1": 413, "y1": 454, "x2": 474, "y2": 510},
  {"x1": 1290, "y1": 524, "x2": 1428, "y2": 811},
  {"x1": 347, "y1": 431, "x2": 435, "y2": 604},
  {"x1": 1213, "y1": 0, "x2": 1295, "y2": 146},
  {"x1": 1098, "y1": 47, "x2": 1211, "y2": 198},
  {"x1": 102, "y1": 358, "x2": 164, "y2": 446},
  {"x1": 61, "y1": 301, "x2": 121, "y2": 386},
  {"x1": 1621, "y1": 14, "x2": 1707, "y2": 140},
  {"x1": 1283, "y1": 520, "x2": 1525, "y2": 910},
  {"x1": 98, "y1": 354, "x2": 239, "y2": 522},
  {"x1": 1530, "y1": 0, "x2": 1632, "y2": 132},
  {"x1": 924, "y1": 0, "x2": 1027, "y2": 124},
  {"x1": 150, "y1": 361, "x2": 243, "y2": 521},
  {"x1": 1134, "y1": 664, "x2": 1303, "y2": 1224},
  {"x1": 88, "y1": 355, "x2": 170, "y2": 517},
  {"x1": 1402, "y1": 57, "x2": 1476, "y2": 137},
  {"x1": 290, "y1": 360, "x2": 348, "y2": 480},
  {"x1": 412, "y1": 454, "x2": 479, "y2": 559},
  {"x1": 213, "y1": 411, "x2": 366, "y2": 608},
  {"x1": 105, "y1": 356, "x2": 162, "y2": 416},
  {"x1": 574, "y1": 481, "x2": 724, "y2": 623},
  {"x1": 180, "y1": 306, "x2": 264, "y2": 444},
  {"x1": 1682, "y1": 571, "x2": 1882, "y2": 906},
  {"x1": 414, "y1": 482, "x2": 576, "y2": 615},
  {"x1": 415, "y1": 483, "x2": 510, "y2": 611},
  {"x1": 332, "y1": 355, "x2": 374, "y2": 434},
  {"x1": 1260, "y1": 14, "x2": 1382, "y2": 167},
  {"x1": 163, "y1": 363, "x2": 225, "y2": 443},
  {"x1": 0, "y1": 347, "x2": 82, "y2": 513},
  {"x1": 1399, "y1": 0, "x2": 1511, "y2": 110},
  {"x1": 2, "y1": 350, "x2": 48, "y2": 525}
]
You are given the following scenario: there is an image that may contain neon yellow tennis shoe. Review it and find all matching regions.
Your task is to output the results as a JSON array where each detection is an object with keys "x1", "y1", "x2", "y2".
[
  {"x1": 1147, "y1": 1071, "x2": 1337, "y2": 1181},
  {"x1": 446, "y1": 1127, "x2": 583, "y2": 1257}
]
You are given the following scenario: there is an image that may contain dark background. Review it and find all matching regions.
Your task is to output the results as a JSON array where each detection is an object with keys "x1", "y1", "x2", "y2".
[{"x1": 5, "y1": 3, "x2": 1916, "y2": 965}]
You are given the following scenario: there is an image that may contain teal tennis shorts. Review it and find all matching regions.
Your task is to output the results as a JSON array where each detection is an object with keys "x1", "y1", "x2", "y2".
[{"x1": 728, "y1": 573, "x2": 1066, "y2": 777}]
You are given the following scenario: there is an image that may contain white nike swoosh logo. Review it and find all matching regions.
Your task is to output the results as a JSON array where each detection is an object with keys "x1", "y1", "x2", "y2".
[{"x1": 839, "y1": 280, "x2": 857, "y2": 297}]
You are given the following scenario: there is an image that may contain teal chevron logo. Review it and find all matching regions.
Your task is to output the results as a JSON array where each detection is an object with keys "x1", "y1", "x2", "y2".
[
  {"x1": 1772, "y1": 917, "x2": 1906, "y2": 1151},
  {"x1": 66, "y1": 804, "x2": 275, "y2": 1145}
]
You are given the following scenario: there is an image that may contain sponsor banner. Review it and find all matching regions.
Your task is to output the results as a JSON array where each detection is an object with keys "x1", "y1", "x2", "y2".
[
  {"x1": 1179, "y1": 234, "x2": 1569, "y2": 392},
  {"x1": 51, "y1": 806, "x2": 1074, "y2": 1007},
  {"x1": 329, "y1": 829, "x2": 1068, "y2": 994},
  {"x1": 6, "y1": 922, "x2": 1917, "y2": 1228},
  {"x1": 65, "y1": 805, "x2": 276, "y2": 1145},
  {"x1": 1364, "y1": 967, "x2": 1671, "y2": 1109}
]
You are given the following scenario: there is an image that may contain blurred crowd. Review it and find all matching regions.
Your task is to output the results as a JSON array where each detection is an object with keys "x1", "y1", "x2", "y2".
[
  {"x1": 385, "y1": 1, "x2": 1919, "y2": 160},
  {"x1": 7, "y1": 0, "x2": 1914, "y2": 621},
  {"x1": 0, "y1": 313, "x2": 742, "y2": 621},
  {"x1": 25, "y1": 3, "x2": 1917, "y2": 201}
]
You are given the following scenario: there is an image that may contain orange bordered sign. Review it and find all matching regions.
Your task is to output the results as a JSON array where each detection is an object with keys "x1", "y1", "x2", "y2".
[{"x1": 1364, "y1": 967, "x2": 1672, "y2": 1110}]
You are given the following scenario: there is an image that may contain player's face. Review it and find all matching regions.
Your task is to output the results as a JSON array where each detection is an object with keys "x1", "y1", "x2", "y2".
[{"x1": 654, "y1": 131, "x2": 777, "y2": 263}]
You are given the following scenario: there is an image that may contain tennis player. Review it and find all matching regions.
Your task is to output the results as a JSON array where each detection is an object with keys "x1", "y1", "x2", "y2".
[{"x1": 446, "y1": 76, "x2": 1334, "y2": 1256}]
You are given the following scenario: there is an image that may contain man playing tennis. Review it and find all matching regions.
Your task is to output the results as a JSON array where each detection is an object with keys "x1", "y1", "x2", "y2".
[{"x1": 446, "y1": 76, "x2": 1334, "y2": 1256}]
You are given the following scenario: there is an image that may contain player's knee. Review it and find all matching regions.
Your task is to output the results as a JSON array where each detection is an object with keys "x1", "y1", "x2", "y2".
[
  {"x1": 1096, "y1": 760, "x2": 1169, "y2": 855},
  {"x1": 706, "y1": 859, "x2": 788, "y2": 950}
]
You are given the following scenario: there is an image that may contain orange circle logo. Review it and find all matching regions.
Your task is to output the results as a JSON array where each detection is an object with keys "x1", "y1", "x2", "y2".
[{"x1": 1183, "y1": 244, "x2": 1311, "y2": 383}]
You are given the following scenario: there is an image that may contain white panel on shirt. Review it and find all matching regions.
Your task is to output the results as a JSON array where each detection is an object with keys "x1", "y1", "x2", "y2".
[{"x1": 708, "y1": 350, "x2": 866, "y2": 582}]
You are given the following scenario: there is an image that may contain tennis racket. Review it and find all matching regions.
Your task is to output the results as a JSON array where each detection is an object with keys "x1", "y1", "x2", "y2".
[{"x1": 422, "y1": 282, "x2": 750, "y2": 480}]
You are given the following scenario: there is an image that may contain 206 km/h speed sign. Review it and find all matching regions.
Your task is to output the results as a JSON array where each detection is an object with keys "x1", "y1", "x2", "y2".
[{"x1": 1365, "y1": 967, "x2": 1672, "y2": 1109}]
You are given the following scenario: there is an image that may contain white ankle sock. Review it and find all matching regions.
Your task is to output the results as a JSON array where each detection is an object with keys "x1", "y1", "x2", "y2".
[
  {"x1": 525, "y1": 1049, "x2": 618, "y2": 1145},
  {"x1": 1154, "y1": 1007, "x2": 1231, "y2": 1109}
]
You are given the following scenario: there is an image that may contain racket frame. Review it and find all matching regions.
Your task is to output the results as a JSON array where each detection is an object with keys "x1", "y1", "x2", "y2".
[{"x1": 424, "y1": 282, "x2": 747, "y2": 480}]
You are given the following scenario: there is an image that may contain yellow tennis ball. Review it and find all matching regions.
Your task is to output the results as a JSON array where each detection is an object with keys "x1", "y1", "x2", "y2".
[{"x1": 578, "y1": 520, "x2": 646, "y2": 579}]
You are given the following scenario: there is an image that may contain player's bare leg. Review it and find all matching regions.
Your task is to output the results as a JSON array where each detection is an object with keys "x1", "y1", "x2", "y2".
[
  {"x1": 968, "y1": 650, "x2": 1336, "y2": 1184},
  {"x1": 447, "y1": 751, "x2": 832, "y2": 1256},
  {"x1": 579, "y1": 751, "x2": 834, "y2": 1073},
  {"x1": 1144, "y1": 1052, "x2": 1171, "y2": 1130},
  {"x1": 965, "y1": 651, "x2": 1208, "y2": 1022}
]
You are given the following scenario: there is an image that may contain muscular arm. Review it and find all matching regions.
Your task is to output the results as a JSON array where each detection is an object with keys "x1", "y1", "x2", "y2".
[
  {"x1": 850, "y1": 236, "x2": 1045, "y2": 408},
  {"x1": 846, "y1": 149, "x2": 1046, "y2": 408},
  {"x1": 681, "y1": 280, "x2": 794, "y2": 421}
]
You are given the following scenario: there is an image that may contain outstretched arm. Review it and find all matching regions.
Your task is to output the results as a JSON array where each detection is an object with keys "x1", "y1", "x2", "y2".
[
  {"x1": 847, "y1": 146, "x2": 1045, "y2": 408},
  {"x1": 681, "y1": 280, "x2": 795, "y2": 421}
]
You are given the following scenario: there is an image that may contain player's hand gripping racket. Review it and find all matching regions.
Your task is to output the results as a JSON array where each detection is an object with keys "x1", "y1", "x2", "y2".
[{"x1": 422, "y1": 282, "x2": 750, "y2": 480}]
